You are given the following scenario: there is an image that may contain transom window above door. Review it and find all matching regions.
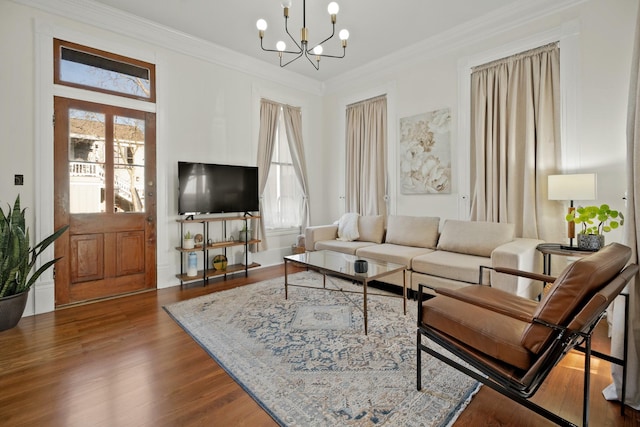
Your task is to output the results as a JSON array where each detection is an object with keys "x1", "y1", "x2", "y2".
[{"x1": 54, "y1": 39, "x2": 156, "y2": 102}]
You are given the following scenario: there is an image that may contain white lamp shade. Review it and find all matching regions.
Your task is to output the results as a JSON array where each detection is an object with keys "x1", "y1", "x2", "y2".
[{"x1": 548, "y1": 173, "x2": 597, "y2": 201}]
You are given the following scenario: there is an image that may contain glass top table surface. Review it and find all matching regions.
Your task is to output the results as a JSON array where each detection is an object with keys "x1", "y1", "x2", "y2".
[
  {"x1": 536, "y1": 243, "x2": 598, "y2": 257},
  {"x1": 284, "y1": 250, "x2": 406, "y2": 280}
]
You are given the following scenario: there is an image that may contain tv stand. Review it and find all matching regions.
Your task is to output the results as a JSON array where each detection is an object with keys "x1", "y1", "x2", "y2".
[{"x1": 175, "y1": 214, "x2": 261, "y2": 286}]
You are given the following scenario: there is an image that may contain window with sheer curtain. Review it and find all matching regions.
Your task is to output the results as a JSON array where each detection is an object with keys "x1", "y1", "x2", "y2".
[{"x1": 263, "y1": 109, "x2": 303, "y2": 230}]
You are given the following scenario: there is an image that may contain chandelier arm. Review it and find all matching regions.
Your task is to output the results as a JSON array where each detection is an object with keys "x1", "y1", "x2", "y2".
[
  {"x1": 316, "y1": 48, "x2": 347, "y2": 59},
  {"x1": 306, "y1": 24, "x2": 337, "y2": 54},
  {"x1": 280, "y1": 51, "x2": 305, "y2": 68},
  {"x1": 284, "y1": 15, "x2": 303, "y2": 52},
  {"x1": 260, "y1": 38, "x2": 301, "y2": 55},
  {"x1": 303, "y1": 50, "x2": 320, "y2": 70}
]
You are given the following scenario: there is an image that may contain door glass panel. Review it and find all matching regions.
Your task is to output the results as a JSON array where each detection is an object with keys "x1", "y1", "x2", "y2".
[
  {"x1": 114, "y1": 116, "x2": 145, "y2": 213},
  {"x1": 69, "y1": 109, "x2": 106, "y2": 213}
]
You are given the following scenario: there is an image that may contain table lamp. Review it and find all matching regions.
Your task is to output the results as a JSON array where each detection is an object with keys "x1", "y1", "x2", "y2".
[{"x1": 548, "y1": 173, "x2": 597, "y2": 248}]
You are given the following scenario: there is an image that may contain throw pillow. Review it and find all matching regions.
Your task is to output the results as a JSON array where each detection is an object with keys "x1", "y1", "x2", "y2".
[{"x1": 336, "y1": 212, "x2": 360, "y2": 241}]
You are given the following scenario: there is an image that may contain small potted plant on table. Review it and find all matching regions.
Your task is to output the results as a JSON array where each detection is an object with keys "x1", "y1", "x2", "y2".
[
  {"x1": 565, "y1": 204, "x2": 624, "y2": 251},
  {"x1": 183, "y1": 230, "x2": 194, "y2": 249}
]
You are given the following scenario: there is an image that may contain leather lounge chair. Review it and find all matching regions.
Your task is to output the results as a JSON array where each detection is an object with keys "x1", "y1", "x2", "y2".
[{"x1": 417, "y1": 242, "x2": 637, "y2": 427}]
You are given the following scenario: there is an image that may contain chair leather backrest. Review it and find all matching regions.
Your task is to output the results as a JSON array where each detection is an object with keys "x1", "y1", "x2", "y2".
[
  {"x1": 567, "y1": 263, "x2": 638, "y2": 332},
  {"x1": 521, "y1": 243, "x2": 631, "y2": 354}
]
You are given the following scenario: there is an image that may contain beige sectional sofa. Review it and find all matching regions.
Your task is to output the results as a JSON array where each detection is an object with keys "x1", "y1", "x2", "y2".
[{"x1": 304, "y1": 215, "x2": 544, "y2": 300}]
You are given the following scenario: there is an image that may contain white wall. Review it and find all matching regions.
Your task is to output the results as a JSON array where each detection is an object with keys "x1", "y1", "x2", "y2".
[
  {"x1": 0, "y1": 0, "x2": 323, "y2": 314},
  {"x1": 319, "y1": 0, "x2": 637, "y2": 236}
]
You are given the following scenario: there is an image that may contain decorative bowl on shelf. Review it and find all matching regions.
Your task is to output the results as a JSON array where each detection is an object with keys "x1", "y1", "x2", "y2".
[{"x1": 212, "y1": 254, "x2": 228, "y2": 270}]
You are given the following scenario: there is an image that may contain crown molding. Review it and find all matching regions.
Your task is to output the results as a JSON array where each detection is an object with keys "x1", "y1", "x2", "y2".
[
  {"x1": 11, "y1": 0, "x2": 324, "y2": 96},
  {"x1": 323, "y1": 0, "x2": 588, "y2": 94},
  {"x1": 12, "y1": 0, "x2": 588, "y2": 97}
]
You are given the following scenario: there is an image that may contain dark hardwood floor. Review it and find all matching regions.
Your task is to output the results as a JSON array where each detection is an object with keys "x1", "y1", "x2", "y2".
[{"x1": 1, "y1": 264, "x2": 638, "y2": 426}]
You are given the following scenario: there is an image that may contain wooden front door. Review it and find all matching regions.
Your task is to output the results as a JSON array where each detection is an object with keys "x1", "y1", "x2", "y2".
[{"x1": 54, "y1": 97, "x2": 156, "y2": 306}]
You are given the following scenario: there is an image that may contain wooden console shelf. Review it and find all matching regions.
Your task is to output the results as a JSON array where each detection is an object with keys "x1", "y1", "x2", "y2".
[
  {"x1": 176, "y1": 262, "x2": 261, "y2": 282},
  {"x1": 176, "y1": 215, "x2": 261, "y2": 285}
]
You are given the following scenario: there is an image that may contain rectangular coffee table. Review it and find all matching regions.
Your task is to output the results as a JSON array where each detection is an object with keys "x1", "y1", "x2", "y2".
[{"x1": 283, "y1": 250, "x2": 407, "y2": 334}]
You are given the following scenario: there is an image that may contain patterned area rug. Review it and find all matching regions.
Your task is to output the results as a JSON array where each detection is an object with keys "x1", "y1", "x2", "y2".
[{"x1": 164, "y1": 271, "x2": 480, "y2": 426}]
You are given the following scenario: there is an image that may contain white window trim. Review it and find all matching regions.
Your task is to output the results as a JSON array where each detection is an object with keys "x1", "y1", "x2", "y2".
[{"x1": 33, "y1": 19, "x2": 164, "y2": 314}]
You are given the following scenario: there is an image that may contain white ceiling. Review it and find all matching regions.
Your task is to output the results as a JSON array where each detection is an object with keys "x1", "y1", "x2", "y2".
[{"x1": 88, "y1": 0, "x2": 522, "y2": 82}]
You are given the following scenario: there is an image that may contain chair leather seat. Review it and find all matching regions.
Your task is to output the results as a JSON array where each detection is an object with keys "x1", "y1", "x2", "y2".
[{"x1": 422, "y1": 295, "x2": 533, "y2": 370}]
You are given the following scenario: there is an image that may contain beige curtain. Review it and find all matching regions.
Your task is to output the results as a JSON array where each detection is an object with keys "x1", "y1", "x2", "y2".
[
  {"x1": 256, "y1": 99, "x2": 280, "y2": 250},
  {"x1": 282, "y1": 104, "x2": 311, "y2": 230},
  {"x1": 345, "y1": 95, "x2": 387, "y2": 216},
  {"x1": 470, "y1": 43, "x2": 562, "y2": 241},
  {"x1": 603, "y1": 4, "x2": 640, "y2": 409}
]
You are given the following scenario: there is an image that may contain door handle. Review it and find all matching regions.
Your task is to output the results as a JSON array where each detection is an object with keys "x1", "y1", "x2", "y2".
[{"x1": 147, "y1": 216, "x2": 154, "y2": 223}]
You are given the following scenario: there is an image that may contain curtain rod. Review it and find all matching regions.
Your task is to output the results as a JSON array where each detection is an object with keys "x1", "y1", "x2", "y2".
[
  {"x1": 346, "y1": 94, "x2": 387, "y2": 109},
  {"x1": 471, "y1": 41, "x2": 559, "y2": 73}
]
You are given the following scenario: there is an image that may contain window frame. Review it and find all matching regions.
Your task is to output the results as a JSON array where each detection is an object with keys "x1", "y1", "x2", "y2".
[
  {"x1": 54, "y1": 38, "x2": 156, "y2": 103},
  {"x1": 263, "y1": 108, "x2": 303, "y2": 231}
]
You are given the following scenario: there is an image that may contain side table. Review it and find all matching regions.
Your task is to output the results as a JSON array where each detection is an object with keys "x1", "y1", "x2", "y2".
[{"x1": 536, "y1": 243, "x2": 599, "y2": 292}]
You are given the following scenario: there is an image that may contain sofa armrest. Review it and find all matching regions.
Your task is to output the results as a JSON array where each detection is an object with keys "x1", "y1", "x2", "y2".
[
  {"x1": 491, "y1": 238, "x2": 545, "y2": 299},
  {"x1": 304, "y1": 225, "x2": 338, "y2": 251}
]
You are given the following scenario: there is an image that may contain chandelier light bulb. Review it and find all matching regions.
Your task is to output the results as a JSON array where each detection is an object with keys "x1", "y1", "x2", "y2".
[
  {"x1": 281, "y1": 0, "x2": 292, "y2": 7},
  {"x1": 313, "y1": 45, "x2": 323, "y2": 55},
  {"x1": 327, "y1": 2, "x2": 339, "y2": 15},
  {"x1": 256, "y1": 19, "x2": 268, "y2": 31},
  {"x1": 339, "y1": 29, "x2": 349, "y2": 40},
  {"x1": 276, "y1": 41, "x2": 286, "y2": 52}
]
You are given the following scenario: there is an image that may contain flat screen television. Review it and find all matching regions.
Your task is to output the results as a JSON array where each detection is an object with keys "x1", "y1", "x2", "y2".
[{"x1": 178, "y1": 162, "x2": 259, "y2": 215}]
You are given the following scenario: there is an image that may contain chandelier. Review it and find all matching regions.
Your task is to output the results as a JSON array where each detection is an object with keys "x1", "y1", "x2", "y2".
[{"x1": 256, "y1": 0, "x2": 350, "y2": 70}]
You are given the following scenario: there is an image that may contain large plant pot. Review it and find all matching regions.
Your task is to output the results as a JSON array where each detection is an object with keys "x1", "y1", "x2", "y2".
[
  {"x1": 0, "y1": 291, "x2": 29, "y2": 332},
  {"x1": 577, "y1": 234, "x2": 605, "y2": 251}
]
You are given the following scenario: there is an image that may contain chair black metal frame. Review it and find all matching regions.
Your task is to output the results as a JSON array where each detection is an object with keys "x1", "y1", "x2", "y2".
[{"x1": 417, "y1": 263, "x2": 636, "y2": 427}]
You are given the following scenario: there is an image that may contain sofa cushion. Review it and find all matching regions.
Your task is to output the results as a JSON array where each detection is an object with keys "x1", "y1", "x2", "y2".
[
  {"x1": 412, "y1": 251, "x2": 491, "y2": 284},
  {"x1": 358, "y1": 215, "x2": 385, "y2": 243},
  {"x1": 356, "y1": 243, "x2": 433, "y2": 267},
  {"x1": 385, "y1": 215, "x2": 440, "y2": 248},
  {"x1": 437, "y1": 220, "x2": 515, "y2": 257},
  {"x1": 314, "y1": 240, "x2": 377, "y2": 255}
]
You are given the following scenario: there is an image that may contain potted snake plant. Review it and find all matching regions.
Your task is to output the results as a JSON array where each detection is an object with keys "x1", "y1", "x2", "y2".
[
  {"x1": 565, "y1": 204, "x2": 624, "y2": 251},
  {"x1": 0, "y1": 195, "x2": 68, "y2": 331}
]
